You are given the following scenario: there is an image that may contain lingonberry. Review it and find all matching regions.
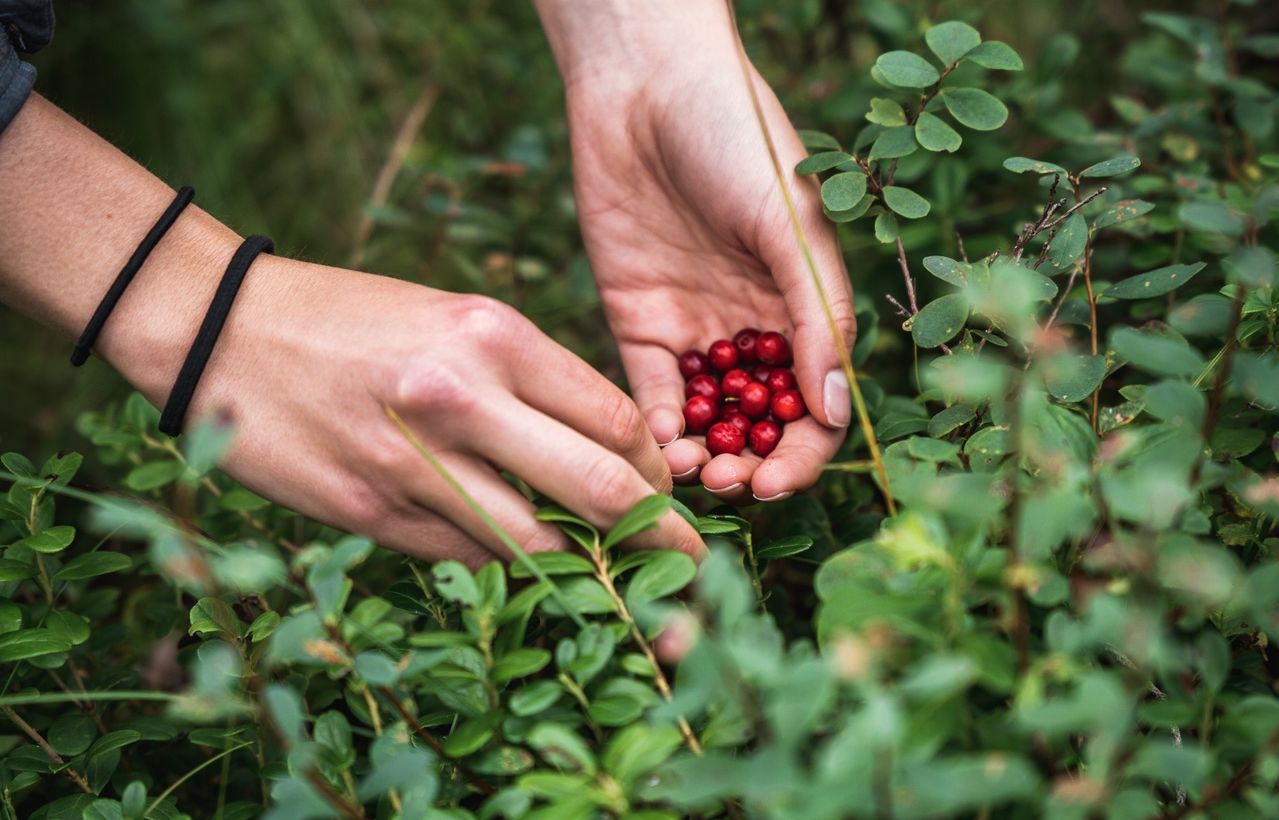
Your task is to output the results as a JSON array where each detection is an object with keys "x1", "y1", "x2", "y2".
[
  {"x1": 749, "y1": 419, "x2": 782, "y2": 457},
  {"x1": 752, "y1": 363, "x2": 774, "y2": 383},
  {"x1": 683, "y1": 395, "x2": 719, "y2": 434},
  {"x1": 720, "y1": 368, "x2": 753, "y2": 399},
  {"x1": 765, "y1": 368, "x2": 796, "y2": 393},
  {"x1": 756, "y1": 331, "x2": 792, "y2": 366},
  {"x1": 771, "y1": 389, "x2": 807, "y2": 423},
  {"x1": 685, "y1": 373, "x2": 721, "y2": 402},
  {"x1": 706, "y1": 421, "x2": 746, "y2": 457},
  {"x1": 720, "y1": 408, "x2": 752, "y2": 437},
  {"x1": 733, "y1": 328, "x2": 761, "y2": 365},
  {"x1": 739, "y1": 381, "x2": 771, "y2": 419},
  {"x1": 707, "y1": 339, "x2": 738, "y2": 372},
  {"x1": 678, "y1": 350, "x2": 711, "y2": 380}
]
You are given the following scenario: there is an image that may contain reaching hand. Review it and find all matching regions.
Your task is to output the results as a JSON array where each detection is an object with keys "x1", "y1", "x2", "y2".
[{"x1": 541, "y1": 1, "x2": 857, "y2": 504}]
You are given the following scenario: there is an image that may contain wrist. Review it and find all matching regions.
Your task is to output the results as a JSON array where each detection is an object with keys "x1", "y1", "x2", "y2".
[{"x1": 534, "y1": 0, "x2": 734, "y2": 94}]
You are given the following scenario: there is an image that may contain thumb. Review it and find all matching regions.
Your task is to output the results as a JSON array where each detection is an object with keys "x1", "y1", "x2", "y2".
[{"x1": 760, "y1": 174, "x2": 858, "y2": 430}]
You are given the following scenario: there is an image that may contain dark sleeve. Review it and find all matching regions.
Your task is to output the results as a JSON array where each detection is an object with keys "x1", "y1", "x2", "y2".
[{"x1": 0, "y1": 0, "x2": 54, "y2": 136}]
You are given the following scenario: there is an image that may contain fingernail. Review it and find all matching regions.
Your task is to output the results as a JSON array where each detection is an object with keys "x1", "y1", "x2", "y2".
[
  {"x1": 753, "y1": 491, "x2": 793, "y2": 502},
  {"x1": 709, "y1": 483, "x2": 743, "y2": 495},
  {"x1": 824, "y1": 370, "x2": 852, "y2": 428},
  {"x1": 673, "y1": 466, "x2": 699, "y2": 480},
  {"x1": 658, "y1": 433, "x2": 680, "y2": 447}
]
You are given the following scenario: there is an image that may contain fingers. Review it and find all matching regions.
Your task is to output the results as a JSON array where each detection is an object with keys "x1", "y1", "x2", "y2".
[
  {"x1": 474, "y1": 398, "x2": 707, "y2": 560},
  {"x1": 747, "y1": 415, "x2": 844, "y2": 501},
  {"x1": 617, "y1": 343, "x2": 687, "y2": 448},
  {"x1": 397, "y1": 451, "x2": 571, "y2": 563},
  {"x1": 516, "y1": 336, "x2": 672, "y2": 494},
  {"x1": 664, "y1": 438, "x2": 710, "y2": 485},
  {"x1": 756, "y1": 118, "x2": 858, "y2": 432},
  {"x1": 699, "y1": 449, "x2": 762, "y2": 506},
  {"x1": 373, "y1": 508, "x2": 498, "y2": 571}
]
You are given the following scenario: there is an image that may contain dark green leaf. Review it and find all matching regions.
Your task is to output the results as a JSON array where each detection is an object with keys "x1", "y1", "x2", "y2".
[
  {"x1": 925, "y1": 21, "x2": 981, "y2": 64},
  {"x1": 1110, "y1": 327, "x2": 1205, "y2": 378},
  {"x1": 868, "y1": 126, "x2": 917, "y2": 161},
  {"x1": 603, "y1": 494, "x2": 670, "y2": 550},
  {"x1": 940, "y1": 87, "x2": 1009, "y2": 130},
  {"x1": 626, "y1": 551, "x2": 696, "y2": 606},
  {"x1": 1093, "y1": 198, "x2": 1155, "y2": 229},
  {"x1": 757, "y1": 536, "x2": 815, "y2": 560},
  {"x1": 964, "y1": 41, "x2": 1024, "y2": 70},
  {"x1": 1079, "y1": 155, "x2": 1141, "y2": 178},
  {"x1": 22, "y1": 525, "x2": 75, "y2": 554},
  {"x1": 882, "y1": 186, "x2": 931, "y2": 218},
  {"x1": 912, "y1": 294, "x2": 969, "y2": 348},
  {"x1": 915, "y1": 112, "x2": 962, "y2": 152},
  {"x1": 795, "y1": 151, "x2": 852, "y2": 175},
  {"x1": 875, "y1": 51, "x2": 941, "y2": 87},
  {"x1": 1002, "y1": 157, "x2": 1067, "y2": 176},
  {"x1": 821, "y1": 172, "x2": 869, "y2": 212},
  {"x1": 1041, "y1": 354, "x2": 1107, "y2": 403},
  {"x1": 54, "y1": 552, "x2": 132, "y2": 581},
  {"x1": 1107, "y1": 263, "x2": 1205, "y2": 299}
]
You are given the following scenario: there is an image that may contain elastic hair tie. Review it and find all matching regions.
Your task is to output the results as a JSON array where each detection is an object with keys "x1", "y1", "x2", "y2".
[
  {"x1": 70, "y1": 186, "x2": 195, "y2": 366},
  {"x1": 158, "y1": 234, "x2": 274, "y2": 436}
]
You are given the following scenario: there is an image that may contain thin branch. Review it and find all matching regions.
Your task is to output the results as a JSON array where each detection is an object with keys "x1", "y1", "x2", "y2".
[{"x1": 2, "y1": 706, "x2": 93, "y2": 794}]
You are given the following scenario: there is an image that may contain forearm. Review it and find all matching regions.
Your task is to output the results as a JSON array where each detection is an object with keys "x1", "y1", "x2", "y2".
[
  {"x1": 532, "y1": 0, "x2": 734, "y2": 90},
  {"x1": 0, "y1": 95, "x2": 281, "y2": 404}
]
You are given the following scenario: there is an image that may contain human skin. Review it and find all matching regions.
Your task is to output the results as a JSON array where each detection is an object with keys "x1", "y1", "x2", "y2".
[{"x1": 0, "y1": 95, "x2": 705, "y2": 568}]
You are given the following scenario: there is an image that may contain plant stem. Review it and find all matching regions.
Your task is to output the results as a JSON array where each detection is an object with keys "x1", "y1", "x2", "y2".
[
  {"x1": 743, "y1": 532, "x2": 765, "y2": 606},
  {"x1": 1, "y1": 706, "x2": 93, "y2": 794}
]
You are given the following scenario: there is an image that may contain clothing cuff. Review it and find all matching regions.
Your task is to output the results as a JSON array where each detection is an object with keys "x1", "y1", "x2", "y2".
[{"x1": 0, "y1": 43, "x2": 35, "y2": 137}]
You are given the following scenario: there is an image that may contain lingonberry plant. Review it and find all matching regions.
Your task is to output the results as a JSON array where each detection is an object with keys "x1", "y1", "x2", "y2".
[{"x1": 2, "y1": 6, "x2": 1278, "y2": 819}]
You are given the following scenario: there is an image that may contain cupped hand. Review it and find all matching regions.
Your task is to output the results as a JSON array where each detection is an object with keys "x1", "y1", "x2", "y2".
[
  {"x1": 559, "y1": 16, "x2": 856, "y2": 504},
  {"x1": 131, "y1": 260, "x2": 707, "y2": 568}
]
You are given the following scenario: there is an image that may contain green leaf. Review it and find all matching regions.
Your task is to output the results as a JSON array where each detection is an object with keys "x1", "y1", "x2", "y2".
[
  {"x1": 603, "y1": 495, "x2": 670, "y2": 550},
  {"x1": 794, "y1": 151, "x2": 852, "y2": 175},
  {"x1": 22, "y1": 525, "x2": 75, "y2": 554},
  {"x1": 1079, "y1": 154, "x2": 1140, "y2": 178},
  {"x1": 526, "y1": 723, "x2": 596, "y2": 774},
  {"x1": 1002, "y1": 157, "x2": 1067, "y2": 176},
  {"x1": 925, "y1": 21, "x2": 981, "y2": 64},
  {"x1": 928, "y1": 404, "x2": 975, "y2": 437},
  {"x1": 1048, "y1": 213, "x2": 1088, "y2": 269},
  {"x1": 509, "y1": 551, "x2": 594, "y2": 578},
  {"x1": 1107, "y1": 263, "x2": 1205, "y2": 300},
  {"x1": 964, "y1": 41, "x2": 1024, "y2": 70},
  {"x1": 866, "y1": 97, "x2": 907, "y2": 127},
  {"x1": 48, "y1": 714, "x2": 97, "y2": 756},
  {"x1": 124, "y1": 460, "x2": 186, "y2": 492},
  {"x1": 874, "y1": 212, "x2": 899, "y2": 243},
  {"x1": 1041, "y1": 354, "x2": 1107, "y2": 403},
  {"x1": 797, "y1": 129, "x2": 840, "y2": 150},
  {"x1": 626, "y1": 551, "x2": 696, "y2": 606},
  {"x1": 539, "y1": 577, "x2": 616, "y2": 617},
  {"x1": 915, "y1": 112, "x2": 962, "y2": 152},
  {"x1": 912, "y1": 294, "x2": 969, "y2": 348},
  {"x1": 0, "y1": 629, "x2": 73, "y2": 662},
  {"x1": 820, "y1": 172, "x2": 869, "y2": 212},
  {"x1": 1093, "y1": 198, "x2": 1155, "y2": 229},
  {"x1": 54, "y1": 552, "x2": 132, "y2": 581},
  {"x1": 433, "y1": 561, "x2": 479, "y2": 608},
  {"x1": 189, "y1": 597, "x2": 242, "y2": 639},
  {"x1": 510, "y1": 681, "x2": 563, "y2": 717},
  {"x1": 882, "y1": 186, "x2": 931, "y2": 218},
  {"x1": 923, "y1": 255, "x2": 974, "y2": 286},
  {"x1": 1170, "y1": 294, "x2": 1234, "y2": 337},
  {"x1": 1110, "y1": 327, "x2": 1205, "y2": 378},
  {"x1": 442, "y1": 713, "x2": 502, "y2": 758},
  {"x1": 1223, "y1": 246, "x2": 1275, "y2": 288},
  {"x1": 602, "y1": 724, "x2": 683, "y2": 790},
  {"x1": 940, "y1": 87, "x2": 1009, "y2": 130},
  {"x1": 0, "y1": 559, "x2": 36, "y2": 582},
  {"x1": 868, "y1": 126, "x2": 917, "y2": 161},
  {"x1": 492, "y1": 648, "x2": 551, "y2": 682},
  {"x1": 875, "y1": 51, "x2": 941, "y2": 88},
  {"x1": 1178, "y1": 201, "x2": 1246, "y2": 236},
  {"x1": 756, "y1": 536, "x2": 814, "y2": 560},
  {"x1": 87, "y1": 730, "x2": 142, "y2": 761}
]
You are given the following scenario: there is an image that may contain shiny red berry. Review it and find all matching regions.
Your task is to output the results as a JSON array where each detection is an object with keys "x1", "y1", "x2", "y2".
[
  {"x1": 678, "y1": 350, "x2": 711, "y2": 380},
  {"x1": 706, "y1": 422, "x2": 745, "y2": 456},
  {"x1": 756, "y1": 331, "x2": 791, "y2": 366},
  {"x1": 771, "y1": 389, "x2": 807, "y2": 423},
  {"x1": 765, "y1": 368, "x2": 796, "y2": 393},
  {"x1": 739, "y1": 381, "x2": 771, "y2": 419},
  {"x1": 707, "y1": 339, "x2": 738, "y2": 372},
  {"x1": 752, "y1": 364, "x2": 773, "y2": 383},
  {"x1": 720, "y1": 408, "x2": 752, "y2": 437},
  {"x1": 685, "y1": 374, "x2": 721, "y2": 402},
  {"x1": 683, "y1": 395, "x2": 719, "y2": 434},
  {"x1": 749, "y1": 419, "x2": 782, "y2": 457},
  {"x1": 720, "y1": 368, "x2": 752, "y2": 399},
  {"x1": 733, "y1": 328, "x2": 761, "y2": 365}
]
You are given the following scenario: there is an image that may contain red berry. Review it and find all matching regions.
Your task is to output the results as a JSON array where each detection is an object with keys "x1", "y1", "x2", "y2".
[
  {"x1": 771, "y1": 389, "x2": 807, "y2": 423},
  {"x1": 752, "y1": 364, "x2": 773, "y2": 383},
  {"x1": 706, "y1": 422, "x2": 746, "y2": 457},
  {"x1": 733, "y1": 328, "x2": 761, "y2": 365},
  {"x1": 685, "y1": 374, "x2": 721, "y2": 402},
  {"x1": 683, "y1": 395, "x2": 720, "y2": 434},
  {"x1": 739, "y1": 381, "x2": 771, "y2": 419},
  {"x1": 765, "y1": 368, "x2": 797, "y2": 393},
  {"x1": 720, "y1": 368, "x2": 752, "y2": 399},
  {"x1": 720, "y1": 408, "x2": 752, "y2": 437},
  {"x1": 756, "y1": 331, "x2": 791, "y2": 366},
  {"x1": 678, "y1": 350, "x2": 711, "y2": 380},
  {"x1": 749, "y1": 419, "x2": 782, "y2": 457},
  {"x1": 707, "y1": 339, "x2": 738, "y2": 372}
]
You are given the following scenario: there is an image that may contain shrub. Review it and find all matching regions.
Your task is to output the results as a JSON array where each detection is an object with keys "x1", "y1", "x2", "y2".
[{"x1": 2, "y1": 5, "x2": 1278, "y2": 819}]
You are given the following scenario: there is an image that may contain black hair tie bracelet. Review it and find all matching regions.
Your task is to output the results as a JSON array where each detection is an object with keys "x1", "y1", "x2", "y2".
[
  {"x1": 70, "y1": 186, "x2": 195, "y2": 366},
  {"x1": 158, "y1": 234, "x2": 274, "y2": 436}
]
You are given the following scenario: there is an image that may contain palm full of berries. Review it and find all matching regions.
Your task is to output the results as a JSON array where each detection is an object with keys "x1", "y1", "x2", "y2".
[{"x1": 680, "y1": 329, "x2": 807, "y2": 458}]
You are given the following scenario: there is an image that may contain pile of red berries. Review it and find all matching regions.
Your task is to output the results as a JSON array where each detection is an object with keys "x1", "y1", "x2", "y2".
[{"x1": 679, "y1": 329, "x2": 807, "y2": 458}]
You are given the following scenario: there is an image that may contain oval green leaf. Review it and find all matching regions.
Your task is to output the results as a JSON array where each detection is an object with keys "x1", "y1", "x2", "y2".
[
  {"x1": 940, "y1": 87, "x2": 1009, "y2": 131},
  {"x1": 926, "y1": 21, "x2": 981, "y2": 64},
  {"x1": 912, "y1": 294, "x2": 970, "y2": 348},
  {"x1": 882, "y1": 186, "x2": 932, "y2": 219},
  {"x1": 965, "y1": 41, "x2": 1024, "y2": 70},
  {"x1": 795, "y1": 151, "x2": 852, "y2": 175},
  {"x1": 1107, "y1": 262, "x2": 1206, "y2": 300},
  {"x1": 915, "y1": 112, "x2": 962, "y2": 152},
  {"x1": 821, "y1": 172, "x2": 869, "y2": 212},
  {"x1": 875, "y1": 51, "x2": 941, "y2": 88}
]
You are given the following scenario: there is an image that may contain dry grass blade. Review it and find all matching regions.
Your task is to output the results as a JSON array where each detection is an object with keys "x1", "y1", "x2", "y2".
[
  {"x1": 724, "y1": 2, "x2": 896, "y2": 514},
  {"x1": 384, "y1": 406, "x2": 587, "y2": 628}
]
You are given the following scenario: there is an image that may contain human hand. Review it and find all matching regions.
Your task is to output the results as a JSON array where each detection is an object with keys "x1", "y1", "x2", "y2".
[
  {"x1": 114, "y1": 259, "x2": 708, "y2": 568},
  {"x1": 536, "y1": 0, "x2": 856, "y2": 504}
]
